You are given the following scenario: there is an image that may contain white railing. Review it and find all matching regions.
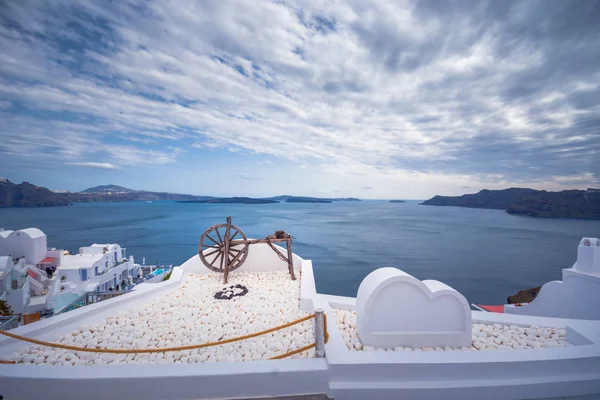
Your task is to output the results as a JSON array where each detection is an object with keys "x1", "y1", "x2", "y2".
[{"x1": 0, "y1": 315, "x2": 19, "y2": 331}]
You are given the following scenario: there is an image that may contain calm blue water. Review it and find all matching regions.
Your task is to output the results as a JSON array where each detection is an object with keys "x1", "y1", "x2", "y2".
[{"x1": 1, "y1": 201, "x2": 599, "y2": 305}]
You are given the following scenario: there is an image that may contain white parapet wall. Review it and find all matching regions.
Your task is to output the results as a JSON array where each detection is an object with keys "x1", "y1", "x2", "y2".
[
  {"x1": 323, "y1": 292, "x2": 600, "y2": 400},
  {"x1": 3, "y1": 249, "x2": 600, "y2": 399},
  {"x1": 300, "y1": 260, "x2": 317, "y2": 312},
  {"x1": 182, "y1": 242, "x2": 303, "y2": 275},
  {"x1": 0, "y1": 250, "x2": 331, "y2": 400},
  {"x1": 356, "y1": 267, "x2": 472, "y2": 348},
  {"x1": 505, "y1": 237, "x2": 600, "y2": 320}
]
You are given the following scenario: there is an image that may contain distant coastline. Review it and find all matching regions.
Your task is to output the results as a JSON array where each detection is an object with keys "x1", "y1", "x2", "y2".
[
  {"x1": 421, "y1": 188, "x2": 600, "y2": 220},
  {"x1": 389, "y1": 200, "x2": 406, "y2": 203},
  {"x1": 0, "y1": 179, "x2": 363, "y2": 208},
  {"x1": 177, "y1": 198, "x2": 277, "y2": 205},
  {"x1": 285, "y1": 197, "x2": 331, "y2": 203}
]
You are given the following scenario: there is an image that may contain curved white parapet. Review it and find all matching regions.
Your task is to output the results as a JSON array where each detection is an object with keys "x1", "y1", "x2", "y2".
[
  {"x1": 356, "y1": 267, "x2": 472, "y2": 348},
  {"x1": 506, "y1": 237, "x2": 600, "y2": 320}
]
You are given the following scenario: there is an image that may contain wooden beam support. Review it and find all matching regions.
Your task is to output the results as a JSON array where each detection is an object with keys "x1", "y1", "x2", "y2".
[
  {"x1": 286, "y1": 238, "x2": 296, "y2": 280},
  {"x1": 222, "y1": 216, "x2": 233, "y2": 284}
]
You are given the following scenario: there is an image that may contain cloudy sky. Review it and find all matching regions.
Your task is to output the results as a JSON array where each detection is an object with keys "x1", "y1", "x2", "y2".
[{"x1": 1, "y1": 0, "x2": 599, "y2": 199}]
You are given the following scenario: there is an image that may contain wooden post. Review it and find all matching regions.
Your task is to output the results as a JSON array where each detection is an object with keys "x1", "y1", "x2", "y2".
[
  {"x1": 315, "y1": 308, "x2": 325, "y2": 358},
  {"x1": 222, "y1": 216, "x2": 232, "y2": 284},
  {"x1": 286, "y1": 238, "x2": 296, "y2": 280}
]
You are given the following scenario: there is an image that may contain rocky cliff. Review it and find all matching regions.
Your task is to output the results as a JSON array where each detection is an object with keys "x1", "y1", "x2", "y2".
[
  {"x1": 507, "y1": 286, "x2": 542, "y2": 304},
  {"x1": 0, "y1": 179, "x2": 70, "y2": 207},
  {"x1": 422, "y1": 188, "x2": 539, "y2": 210},
  {"x1": 506, "y1": 189, "x2": 600, "y2": 219},
  {"x1": 422, "y1": 188, "x2": 600, "y2": 220},
  {"x1": 0, "y1": 179, "x2": 214, "y2": 207}
]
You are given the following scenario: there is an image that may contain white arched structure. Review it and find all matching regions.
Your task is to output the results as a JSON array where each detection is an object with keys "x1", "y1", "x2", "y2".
[
  {"x1": 356, "y1": 267, "x2": 472, "y2": 348},
  {"x1": 505, "y1": 237, "x2": 600, "y2": 320},
  {"x1": 0, "y1": 228, "x2": 47, "y2": 264}
]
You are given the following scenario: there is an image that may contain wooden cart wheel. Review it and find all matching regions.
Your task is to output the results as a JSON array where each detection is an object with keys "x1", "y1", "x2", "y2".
[{"x1": 198, "y1": 223, "x2": 249, "y2": 272}]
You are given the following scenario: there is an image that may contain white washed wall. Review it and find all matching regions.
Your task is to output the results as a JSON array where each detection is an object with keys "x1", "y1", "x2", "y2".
[
  {"x1": 505, "y1": 239, "x2": 600, "y2": 320},
  {"x1": 182, "y1": 242, "x2": 302, "y2": 275}
]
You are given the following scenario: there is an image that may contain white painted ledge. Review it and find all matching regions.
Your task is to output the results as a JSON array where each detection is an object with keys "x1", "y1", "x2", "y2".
[{"x1": 300, "y1": 260, "x2": 317, "y2": 312}]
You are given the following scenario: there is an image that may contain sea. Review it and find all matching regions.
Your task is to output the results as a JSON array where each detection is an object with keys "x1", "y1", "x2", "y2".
[{"x1": 1, "y1": 200, "x2": 599, "y2": 305}]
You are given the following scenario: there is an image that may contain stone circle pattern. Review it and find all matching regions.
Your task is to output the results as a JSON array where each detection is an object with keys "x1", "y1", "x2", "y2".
[{"x1": 214, "y1": 284, "x2": 249, "y2": 300}]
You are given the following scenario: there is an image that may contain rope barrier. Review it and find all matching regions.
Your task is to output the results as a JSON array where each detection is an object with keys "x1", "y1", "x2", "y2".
[
  {"x1": 0, "y1": 314, "x2": 315, "y2": 354},
  {"x1": 0, "y1": 311, "x2": 329, "y2": 364},
  {"x1": 269, "y1": 343, "x2": 315, "y2": 360},
  {"x1": 269, "y1": 312, "x2": 330, "y2": 360}
]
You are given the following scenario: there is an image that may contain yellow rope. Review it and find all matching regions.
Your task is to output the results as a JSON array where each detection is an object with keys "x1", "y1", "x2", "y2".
[
  {"x1": 0, "y1": 314, "x2": 315, "y2": 354},
  {"x1": 269, "y1": 343, "x2": 316, "y2": 359},
  {"x1": 0, "y1": 310, "x2": 330, "y2": 363},
  {"x1": 269, "y1": 311, "x2": 330, "y2": 360}
]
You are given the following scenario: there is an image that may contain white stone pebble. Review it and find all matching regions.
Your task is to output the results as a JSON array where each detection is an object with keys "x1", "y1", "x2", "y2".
[
  {"x1": 10, "y1": 271, "x2": 315, "y2": 365},
  {"x1": 333, "y1": 309, "x2": 570, "y2": 352}
]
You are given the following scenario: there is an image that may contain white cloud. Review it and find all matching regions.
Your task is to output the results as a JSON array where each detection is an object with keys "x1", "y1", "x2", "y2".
[
  {"x1": 66, "y1": 162, "x2": 122, "y2": 170},
  {"x1": 0, "y1": 0, "x2": 599, "y2": 197}
]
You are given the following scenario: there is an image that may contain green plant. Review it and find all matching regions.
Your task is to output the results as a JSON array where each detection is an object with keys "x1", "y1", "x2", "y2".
[
  {"x1": 162, "y1": 270, "x2": 173, "y2": 281},
  {"x1": 0, "y1": 300, "x2": 14, "y2": 316},
  {"x1": 61, "y1": 276, "x2": 66, "y2": 281}
]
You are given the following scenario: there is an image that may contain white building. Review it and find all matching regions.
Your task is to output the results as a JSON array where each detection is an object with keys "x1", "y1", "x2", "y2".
[
  {"x1": 0, "y1": 228, "x2": 59, "y2": 315},
  {"x1": 58, "y1": 243, "x2": 140, "y2": 294},
  {"x1": 0, "y1": 228, "x2": 142, "y2": 316}
]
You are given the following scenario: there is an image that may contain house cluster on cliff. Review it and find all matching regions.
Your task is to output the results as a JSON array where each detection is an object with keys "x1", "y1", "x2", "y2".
[{"x1": 0, "y1": 228, "x2": 142, "y2": 317}]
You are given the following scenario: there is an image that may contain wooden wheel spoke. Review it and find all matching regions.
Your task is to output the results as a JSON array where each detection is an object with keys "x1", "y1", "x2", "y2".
[
  {"x1": 230, "y1": 230, "x2": 239, "y2": 241},
  {"x1": 203, "y1": 248, "x2": 221, "y2": 257},
  {"x1": 229, "y1": 247, "x2": 241, "y2": 253},
  {"x1": 202, "y1": 244, "x2": 220, "y2": 249},
  {"x1": 206, "y1": 234, "x2": 221, "y2": 246},
  {"x1": 209, "y1": 251, "x2": 222, "y2": 267},
  {"x1": 214, "y1": 227, "x2": 223, "y2": 244}
]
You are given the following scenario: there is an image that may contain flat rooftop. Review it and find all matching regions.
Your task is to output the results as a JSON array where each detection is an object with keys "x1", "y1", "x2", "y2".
[{"x1": 60, "y1": 253, "x2": 104, "y2": 269}]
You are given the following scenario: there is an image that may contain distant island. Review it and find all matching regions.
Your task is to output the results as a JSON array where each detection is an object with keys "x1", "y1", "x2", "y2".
[
  {"x1": 421, "y1": 188, "x2": 600, "y2": 220},
  {"x1": 177, "y1": 197, "x2": 277, "y2": 204},
  {"x1": 389, "y1": 200, "x2": 406, "y2": 203},
  {"x1": 75, "y1": 184, "x2": 216, "y2": 203},
  {"x1": 0, "y1": 179, "x2": 362, "y2": 208},
  {"x1": 178, "y1": 195, "x2": 351, "y2": 204},
  {"x1": 284, "y1": 197, "x2": 331, "y2": 203},
  {"x1": 268, "y1": 195, "x2": 360, "y2": 202}
]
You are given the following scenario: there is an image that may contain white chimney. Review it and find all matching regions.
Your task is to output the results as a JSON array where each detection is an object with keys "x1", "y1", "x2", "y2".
[{"x1": 575, "y1": 237, "x2": 600, "y2": 274}]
